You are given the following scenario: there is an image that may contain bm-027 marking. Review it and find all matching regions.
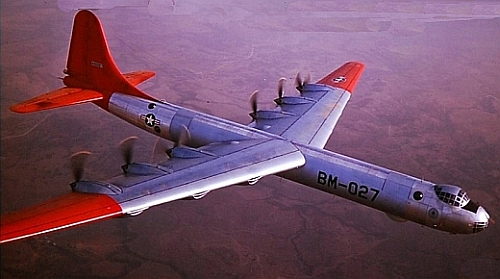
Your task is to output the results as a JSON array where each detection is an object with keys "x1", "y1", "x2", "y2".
[
  {"x1": 1, "y1": 10, "x2": 490, "y2": 244},
  {"x1": 317, "y1": 171, "x2": 380, "y2": 201}
]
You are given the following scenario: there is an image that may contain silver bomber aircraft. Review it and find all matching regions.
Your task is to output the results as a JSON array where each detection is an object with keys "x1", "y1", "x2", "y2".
[{"x1": 1, "y1": 10, "x2": 490, "y2": 244}]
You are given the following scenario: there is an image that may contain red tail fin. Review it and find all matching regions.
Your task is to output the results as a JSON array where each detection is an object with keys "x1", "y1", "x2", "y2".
[
  {"x1": 10, "y1": 10, "x2": 156, "y2": 113},
  {"x1": 64, "y1": 10, "x2": 156, "y2": 109}
]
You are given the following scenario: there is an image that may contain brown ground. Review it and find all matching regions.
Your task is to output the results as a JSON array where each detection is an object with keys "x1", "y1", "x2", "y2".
[{"x1": 2, "y1": 1, "x2": 499, "y2": 278}]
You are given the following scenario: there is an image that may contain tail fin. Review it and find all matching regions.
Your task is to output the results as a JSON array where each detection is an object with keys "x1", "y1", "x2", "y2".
[{"x1": 10, "y1": 10, "x2": 156, "y2": 113}]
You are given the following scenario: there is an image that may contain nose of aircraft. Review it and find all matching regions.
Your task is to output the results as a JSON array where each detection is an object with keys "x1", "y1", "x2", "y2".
[{"x1": 472, "y1": 206, "x2": 490, "y2": 233}]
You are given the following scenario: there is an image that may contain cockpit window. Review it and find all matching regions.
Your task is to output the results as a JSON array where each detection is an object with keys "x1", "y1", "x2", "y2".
[{"x1": 434, "y1": 185, "x2": 470, "y2": 207}]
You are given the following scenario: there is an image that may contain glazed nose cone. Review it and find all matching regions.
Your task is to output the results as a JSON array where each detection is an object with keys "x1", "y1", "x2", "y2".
[{"x1": 472, "y1": 206, "x2": 490, "y2": 233}]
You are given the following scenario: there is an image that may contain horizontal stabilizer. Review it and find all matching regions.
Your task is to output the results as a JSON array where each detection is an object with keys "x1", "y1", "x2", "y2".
[
  {"x1": 0, "y1": 192, "x2": 123, "y2": 244},
  {"x1": 123, "y1": 71, "x2": 156, "y2": 86},
  {"x1": 10, "y1": 87, "x2": 103, "y2": 113}
]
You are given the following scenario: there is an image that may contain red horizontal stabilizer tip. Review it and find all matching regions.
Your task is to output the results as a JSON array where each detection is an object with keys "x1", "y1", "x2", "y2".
[
  {"x1": 10, "y1": 87, "x2": 103, "y2": 113},
  {"x1": 317, "y1": 62, "x2": 365, "y2": 93},
  {"x1": 1, "y1": 192, "x2": 123, "y2": 244},
  {"x1": 123, "y1": 71, "x2": 156, "y2": 86}
]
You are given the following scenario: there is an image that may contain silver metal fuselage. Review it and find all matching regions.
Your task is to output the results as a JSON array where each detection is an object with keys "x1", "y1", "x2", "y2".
[{"x1": 107, "y1": 92, "x2": 489, "y2": 234}]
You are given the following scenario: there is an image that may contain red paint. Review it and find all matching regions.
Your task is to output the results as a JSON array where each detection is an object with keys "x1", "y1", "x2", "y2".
[
  {"x1": 65, "y1": 10, "x2": 157, "y2": 110},
  {"x1": 123, "y1": 71, "x2": 156, "y2": 86},
  {"x1": 9, "y1": 88, "x2": 103, "y2": 113},
  {"x1": 1, "y1": 193, "x2": 123, "y2": 243},
  {"x1": 9, "y1": 10, "x2": 157, "y2": 114},
  {"x1": 317, "y1": 62, "x2": 365, "y2": 93}
]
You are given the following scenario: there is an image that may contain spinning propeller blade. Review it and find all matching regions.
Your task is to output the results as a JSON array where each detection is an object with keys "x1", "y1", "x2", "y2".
[
  {"x1": 176, "y1": 125, "x2": 191, "y2": 147},
  {"x1": 70, "y1": 151, "x2": 91, "y2": 182},
  {"x1": 277, "y1": 77, "x2": 286, "y2": 100},
  {"x1": 295, "y1": 72, "x2": 310, "y2": 92},
  {"x1": 119, "y1": 136, "x2": 138, "y2": 166},
  {"x1": 167, "y1": 125, "x2": 191, "y2": 158},
  {"x1": 249, "y1": 90, "x2": 259, "y2": 119}
]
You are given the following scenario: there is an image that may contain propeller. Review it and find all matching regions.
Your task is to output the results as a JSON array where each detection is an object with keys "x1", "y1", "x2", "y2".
[
  {"x1": 70, "y1": 151, "x2": 92, "y2": 182},
  {"x1": 249, "y1": 90, "x2": 259, "y2": 119},
  {"x1": 119, "y1": 136, "x2": 138, "y2": 166},
  {"x1": 150, "y1": 137, "x2": 171, "y2": 162},
  {"x1": 52, "y1": 69, "x2": 67, "y2": 80},
  {"x1": 176, "y1": 124, "x2": 191, "y2": 147},
  {"x1": 278, "y1": 77, "x2": 286, "y2": 100},
  {"x1": 167, "y1": 125, "x2": 191, "y2": 157},
  {"x1": 295, "y1": 72, "x2": 310, "y2": 92}
]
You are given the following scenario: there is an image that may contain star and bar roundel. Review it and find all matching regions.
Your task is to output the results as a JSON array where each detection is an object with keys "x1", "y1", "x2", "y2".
[{"x1": 140, "y1": 113, "x2": 161, "y2": 127}]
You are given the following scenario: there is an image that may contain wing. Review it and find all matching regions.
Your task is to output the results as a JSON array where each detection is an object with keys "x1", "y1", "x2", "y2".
[
  {"x1": 1, "y1": 138, "x2": 304, "y2": 243},
  {"x1": 250, "y1": 62, "x2": 365, "y2": 148}
]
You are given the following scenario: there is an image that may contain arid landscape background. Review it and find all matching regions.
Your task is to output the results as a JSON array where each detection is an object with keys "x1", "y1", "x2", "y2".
[{"x1": 2, "y1": 0, "x2": 499, "y2": 278}]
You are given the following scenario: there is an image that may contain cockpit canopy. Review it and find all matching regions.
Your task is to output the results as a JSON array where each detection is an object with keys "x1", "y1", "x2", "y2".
[{"x1": 434, "y1": 184, "x2": 470, "y2": 207}]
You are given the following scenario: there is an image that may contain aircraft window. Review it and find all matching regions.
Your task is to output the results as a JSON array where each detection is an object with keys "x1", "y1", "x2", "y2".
[
  {"x1": 473, "y1": 221, "x2": 488, "y2": 233},
  {"x1": 434, "y1": 185, "x2": 470, "y2": 207},
  {"x1": 463, "y1": 200, "x2": 479, "y2": 213},
  {"x1": 413, "y1": 191, "x2": 423, "y2": 201},
  {"x1": 148, "y1": 103, "x2": 156, "y2": 109}
]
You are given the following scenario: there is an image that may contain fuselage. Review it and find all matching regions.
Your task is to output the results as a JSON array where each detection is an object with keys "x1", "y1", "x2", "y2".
[
  {"x1": 278, "y1": 145, "x2": 489, "y2": 234},
  {"x1": 106, "y1": 91, "x2": 490, "y2": 234}
]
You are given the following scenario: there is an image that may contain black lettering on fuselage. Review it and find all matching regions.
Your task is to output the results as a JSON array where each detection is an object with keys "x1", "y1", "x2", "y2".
[
  {"x1": 317, "y1": 171, "x2": 327, "y2": 184},
  {"x1": 317, "y1": 170, "x2": 380, "y2": 202},
  {"x1": 318, "y1": 171, "x2": 339, "y2": 188}
]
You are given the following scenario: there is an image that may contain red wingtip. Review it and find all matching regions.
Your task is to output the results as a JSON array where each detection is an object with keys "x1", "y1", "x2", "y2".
[
  {"x1": 1, "y1": 193, "x2": 123, "y2": 244},
  {"x1": 317, "y1": 62, "x2": 365, "y2": 93}
]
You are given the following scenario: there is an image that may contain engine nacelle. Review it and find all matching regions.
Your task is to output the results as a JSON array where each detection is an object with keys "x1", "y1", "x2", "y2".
[
  {"x1": 122, "y1": 162, "x2": 171, "y2": 176},
  {"x1": 71, "y1": 180, "x2": 122, "y2": 195}
]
